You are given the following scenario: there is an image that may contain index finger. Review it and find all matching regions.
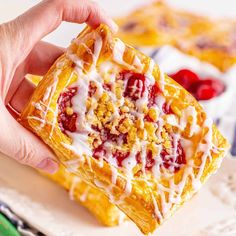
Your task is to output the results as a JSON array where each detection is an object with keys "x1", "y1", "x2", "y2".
[{"x1": 4, "y1": 0, "x2": 118, "y2": 63}]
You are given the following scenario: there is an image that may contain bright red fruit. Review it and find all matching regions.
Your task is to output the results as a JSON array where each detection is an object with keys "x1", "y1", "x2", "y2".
[
  {"x1": 190, "y1": 78, "x2": 225, "y2": 100},
  {"x1": 195, "y1": 85, "x2": 217, "y2": 100},
  {"x1": 121, "y1": 71, "x2": 146, "y2": 100},
  {"x1": 93, "y1": 144, "x2": 106, "y2": 160},
  {"x1": 161, "y1": 141, "x2": 186, "y2": 172},
  {"x1": 114, "y1": 150, "x2": 130, "y2": 167},
  {"x1": 148, "y1": 83, "x2": 161, "y2": 107},
  {"x1": 58, "y1": 87, "x2": 78, "y2": 133},
  {"x1": 170, "y1": 69, "x2": 200, "y2": 90}
]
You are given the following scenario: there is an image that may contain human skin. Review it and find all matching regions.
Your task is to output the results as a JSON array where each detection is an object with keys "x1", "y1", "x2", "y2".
[{"x1": 0, "y1": 0, "x2": 118, "y2": 174}]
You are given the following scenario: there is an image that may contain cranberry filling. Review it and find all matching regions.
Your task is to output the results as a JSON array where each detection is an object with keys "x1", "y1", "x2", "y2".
[
  {"x1": 88, "y1": 82, "x2": 97, "y2": 97},
  {"x1": 114, "y1": 150, "x2": 130, "y2": 167},
  {"x1": 148, "y1": 83, "x2": 161, "y2": 107},
  {"x1": 135, "y1": 141, "x2": 186, "y2": 173},
  {"x1": 58, "y1": 87, "x2": 78, "y2": 133},
  {"x1": 169, "y1": 69, "x2": 225, "y2": 101},
  {"x1": 57, "y1": 70, "x2": 186, "y2": 174},
  {"x1": 93, "y1": 144, "x2": 130, "y2": 167},
  {"x1": 93, "y1": 144, "x2": 106, "y2": 160},
  {"x1": 160, "y1": 141, "x2": 186, "y2": 172},
  {"x1": 120, "y1": 70, "x2": 146, "y2": 101},
  {"x1": 148, "y1": 84, "x2": 173, "y2": 115},
  {"x1": 136, "y1": 151, "x2": 155, "y2": 171}
]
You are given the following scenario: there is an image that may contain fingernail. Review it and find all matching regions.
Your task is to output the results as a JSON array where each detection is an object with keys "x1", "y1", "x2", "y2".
[{"x1": 37, "y1": 158, "x2": 59, "y2": 174}]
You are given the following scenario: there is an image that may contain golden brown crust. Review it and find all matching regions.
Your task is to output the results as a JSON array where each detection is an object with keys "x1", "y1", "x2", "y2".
[
  {"x1": 20, "y1": 25, "x2": 229, "y2": 234},
  {"x1": 43, "y1": 165, "x2": 126, "y2": 226},
  {"x1": 27, "y1": 74, "x2": 126, "y2": 227}
]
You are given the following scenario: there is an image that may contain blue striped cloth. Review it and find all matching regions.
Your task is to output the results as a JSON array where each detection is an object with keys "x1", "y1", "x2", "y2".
[{"x1": 0, "y1": 201, "x2": 45, "y2": 236}]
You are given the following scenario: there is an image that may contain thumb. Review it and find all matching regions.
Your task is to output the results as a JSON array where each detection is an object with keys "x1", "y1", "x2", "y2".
[{"x1": 0, "y1": 105, "x2": 58, "y2": 174}]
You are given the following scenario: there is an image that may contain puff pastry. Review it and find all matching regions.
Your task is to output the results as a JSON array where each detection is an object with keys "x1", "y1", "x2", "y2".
[
  {"x1": 44, "y1": 165, "x2": 126, "y2": 226},
  {"x1": 27, "y1": 75, "x2": 125, "y2": 227},
  {"x1": 20, "y1": 25, "x2": 229, "y2": 234},
  {"x1": 116, "y1": 1, "x2": 236, "y2": 71}
]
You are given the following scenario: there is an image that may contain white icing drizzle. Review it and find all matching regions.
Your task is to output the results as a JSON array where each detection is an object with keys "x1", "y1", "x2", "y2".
[
  {"x1": 79, "y1": 187, "x2": 90, "y2": 202},
  {"x1": 145, "y1": 59, "x2": 156, "y2": 85},
  {"x1": 151, "y1": 193, "x2": 163, "y2": 222},
  {"x1": 113, "y1": 39, "x2": 129, "y2": 67},
  {"x1": 133, "y1": 55, "x2": 144, "y2": 70},
  {"x1": 69, "y1": 176, "x2": 80, "y2": 200}
]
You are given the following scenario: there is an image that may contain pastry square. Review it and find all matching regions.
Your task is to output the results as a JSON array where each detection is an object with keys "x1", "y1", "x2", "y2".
[
  {"x1": 27, "y1": 75, "x2": 125, "y2": 227},
  {"x1": 20, "y1": 25, "x2": 229, "y2": 234},
  {"x1": 44, "y1": 164, "x2": 126, "y2": 226},
  {"x1": 116, "y1": 1, "x2": 236, "y2": 71}
]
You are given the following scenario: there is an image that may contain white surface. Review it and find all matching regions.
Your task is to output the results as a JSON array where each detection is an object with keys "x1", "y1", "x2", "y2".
[{"x1": 0, "y1": 154, "x2": 236, "y2": 236}]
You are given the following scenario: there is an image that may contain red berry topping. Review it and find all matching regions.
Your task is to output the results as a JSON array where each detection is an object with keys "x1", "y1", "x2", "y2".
[
  {"x1": 120, "y1": 71, "x2": 146, "y2": 100},
  {"x1": 148, "y1": 83, "x2": 161, "y2": 107},
  {"x1": 161, "y1": 141, "x2": 186, "y2": 172},
  {"x1": 196, "y1": 85, "x2": 217, "y2": 100},
  {"x1": 135, "y1": 151, "x2": 155, "y2": 170},
  {"x1": 88, "y1": 82, "x2": 97, "y2": 97},
  {"x1": 58, "y1": 87, "x2": 78, "y2": 133},
  {"x1": 147, "y1": 83, "x2": 172, "y2": 115},
  {"x1": 145, "y1": 151, "x2": 155, "y2": 170},
  {"x1": 170, "y1": 69, "x2": 225, "y2": 101},
  {"x1": 170, "y1": 69, "x2": 200, "y2": 90},
  {"x1": 93, "y1": 144, "x2": 106, "y2": 160},
  {"x1": 114, "y1": 150, "x2": 130, "y2": 167},
  {"x1": 190, "y1": 78, "x2": 225, "y2": 100}
]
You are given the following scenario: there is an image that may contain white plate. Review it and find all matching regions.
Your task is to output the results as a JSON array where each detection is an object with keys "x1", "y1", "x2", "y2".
[{"x1": 0, "y1": 154, "x2": 236, "y2": 236}]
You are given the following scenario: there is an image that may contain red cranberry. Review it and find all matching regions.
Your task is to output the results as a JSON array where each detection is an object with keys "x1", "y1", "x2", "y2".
[
  {"x1": 195, "y1": 85, "x2": 217, "y2": 100},
  {"x1": 103, "y1": 83, "x2": 112, "y2": 91},
  {"x1": 120, "y1": 71, "x2": 146, "y2": 100},
  {"x1": 59, "y1": 113, "x2": 77, "y2": 133},
  {"x1": 114, "y1": 150, "x2": 130, "y2": 167},
  {"x1": 135, "y1": 151, "x2": 155, "y2": 170},
  {"x1": 169, "y1": 69, "x2": 199, "y2": 90},
  {"x1": 162, "y1": 102, "x2": 172, "y2": 115},
  {"x1": 148, "y1": 83, "x2": 161, "y2": 107},
  {"x1": 161, "y1": 141, "x2": 186, "y2": 172},
  {"x1": 58, "y1": 88, "x2": 78, "y2": 133},
  {"x1": 190, "y1": 78, "x2": 225, "y2": 100},
  {"x1": 145, "y1": 151, "x2": 155, "y2": 170},
  {"x1": 93, "y1": 144, "x2": 106, "y2": 160},
  {"x1": 88, "y1": 82, "x2": 97, "y2": 97},
  {"x1": 147, "y1": 84, "x2": 172, "y2": 114}
]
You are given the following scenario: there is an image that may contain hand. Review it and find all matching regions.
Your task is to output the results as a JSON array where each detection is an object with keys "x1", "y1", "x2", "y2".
[{"x1": 0, "y1": 0, "x2": 118, "y2": 174}]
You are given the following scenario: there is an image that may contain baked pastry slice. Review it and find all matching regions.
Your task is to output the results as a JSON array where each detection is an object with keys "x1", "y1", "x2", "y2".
[
  {"x1": 27, "y1": 74, "x2": 126, "y2": 227},
  {"x1": 44, "y1": 164, "x2": 126, "y2": 226},
  {"x1": 20, "y1": 24, "x2": 229, "y2": 234}
]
